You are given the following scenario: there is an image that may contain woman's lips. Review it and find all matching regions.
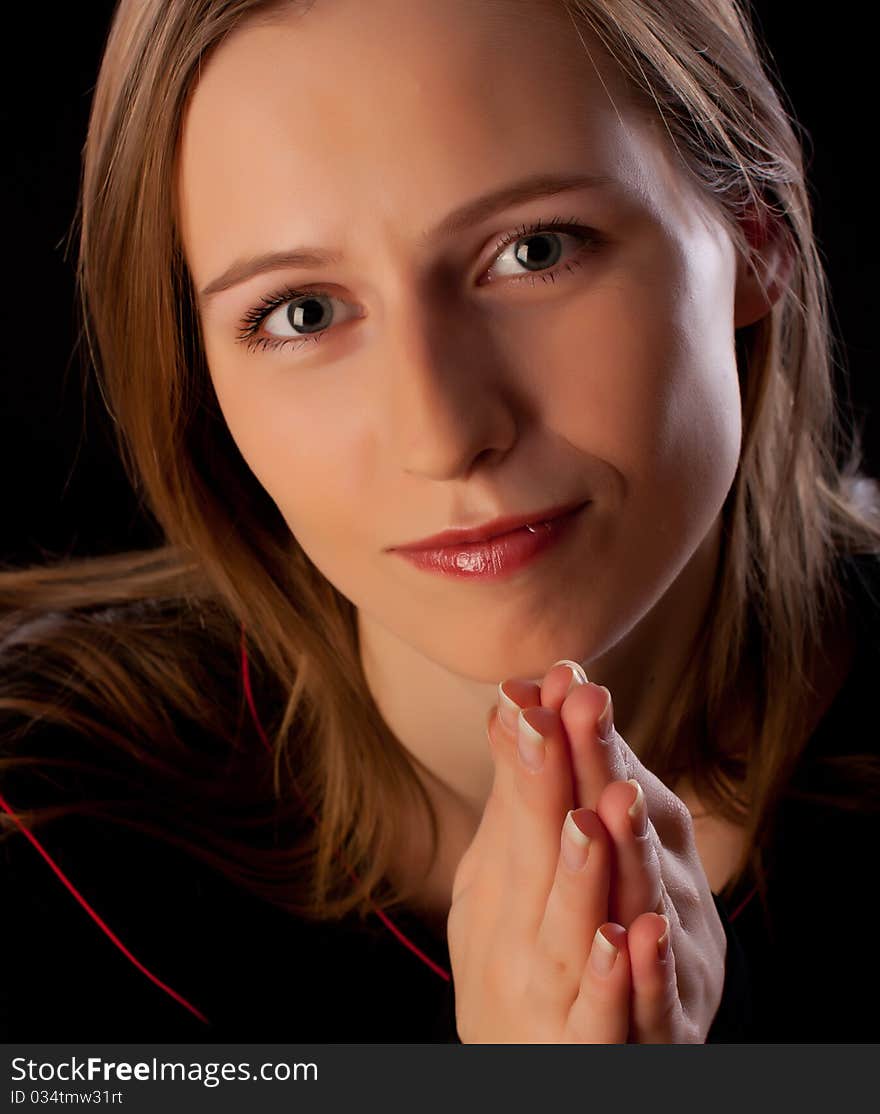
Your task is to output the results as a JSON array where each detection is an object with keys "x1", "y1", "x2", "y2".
[{"x1": 391, "y1": 501, "x2": 590, "y2": 580}]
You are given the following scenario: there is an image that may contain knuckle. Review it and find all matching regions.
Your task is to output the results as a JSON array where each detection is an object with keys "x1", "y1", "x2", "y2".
[
  {"x1": 674, "y1": 877, "x2": 702, "y2": 929},
  {"x1": 528, "y1": 942, "x2": 578, "y2": 1000}
]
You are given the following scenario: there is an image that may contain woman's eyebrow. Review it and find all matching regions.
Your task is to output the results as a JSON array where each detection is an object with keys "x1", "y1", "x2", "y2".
[{"x1": 197, "y1": 170, "x2": 613, "y2": 303}]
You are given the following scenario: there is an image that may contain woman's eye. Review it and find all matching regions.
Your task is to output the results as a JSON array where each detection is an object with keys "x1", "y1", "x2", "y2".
[
  {"x1": 486, "y1": 224, "x2": 598, "y2": 285},
  {"x1": 236, "y1": 288, "x2": 359, "y2": 354},
  {"x1": 237, "y1": 220, "x2": 600, "y2": 353},
  {"x1": 263, "y1": 292, "x2": 356, "y2": 341}
]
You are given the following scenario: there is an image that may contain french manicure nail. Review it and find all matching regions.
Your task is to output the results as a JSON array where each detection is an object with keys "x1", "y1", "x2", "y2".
[
  {"x1": 626, "y1": 778, "x2": 648, "y2": 837},
  {"x1": 517, "y1": 710, "x2": 546, "y2": 771},
  {"x1": 590, "y1": 926, "x2": 619, "y2": 977},
  {"x1": 596, "y1": 687, "x2": 614, "y2": 741},
  {"x1": 551, "y1": 659, "x2": 589, "y2": 696},
  {"x1": 497, "y1": 682, "x2": 520, "y2": 732},
  {"x1": 561, "y1": 809, "x2": 592, "y2": 871}
]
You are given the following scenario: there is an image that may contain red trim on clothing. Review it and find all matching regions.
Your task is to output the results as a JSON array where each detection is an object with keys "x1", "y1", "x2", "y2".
[{"x1": 0, "y1": 789, "x2": 210, "y2": 1024}]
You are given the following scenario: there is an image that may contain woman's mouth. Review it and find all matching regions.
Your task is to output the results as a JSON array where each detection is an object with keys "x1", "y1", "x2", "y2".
[{"x1": 390, "y1": 501, "x2": 590, "y2": 580}]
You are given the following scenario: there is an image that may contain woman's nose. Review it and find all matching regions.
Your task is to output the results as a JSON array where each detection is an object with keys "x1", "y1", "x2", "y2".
[{"x1": 383, "y1": 298, "x2": 519, "y2": 481}]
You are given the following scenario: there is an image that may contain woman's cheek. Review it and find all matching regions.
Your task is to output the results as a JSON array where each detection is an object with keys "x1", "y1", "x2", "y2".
[{"x1": 548, "y1": 283, "x2": 683, "y2": 469}]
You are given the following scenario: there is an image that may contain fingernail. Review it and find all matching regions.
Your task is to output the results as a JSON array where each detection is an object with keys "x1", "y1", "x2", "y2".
[
  {"x1": 517, "y1": 709, "x2": 546, "y2": 772},
  {"x1": 656, "y1": 915, "x2": 671, "y2": 962},
  {"x1": 561, "y1": 809, "x2": 592, "y2": 871},
  {"x1": 551, "y1": 659, "x2": 589, "y2": 696},
  {"x1": 626, "y1": 778, "x2": 648, "y2": 838},
  {"x1": 590, "y1": 926, "x2": 619, "y2": 977},
  {"x1": 596, "y1": 686, "x2": 614, "y2": 742},
  {"x1": 497, "y1": 682, "x2": 520, "y2": 732}
]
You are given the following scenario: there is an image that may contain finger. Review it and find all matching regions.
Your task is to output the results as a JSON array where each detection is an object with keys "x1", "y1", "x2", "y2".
[
  {"x1": 453, "y1": 705, "x2": 514, "y2": 899},
  {"x1": 527, "y1": 807, "x2": 614, "y2": 1019},
  {"x1": 453, "y1": 701, "x2": 520, "y2": 903},
  {"x1": 539, "y1": 659, "x2": 589, "y2": 712},
  {"x1": 482, "y1": 699, "x2": 526, "y2": 836},
  {"x1": 597, "y1": 778, "x2": 666, "y2": 927},
  {"x1": 627, "y1": 911, "x2": 690, "y2": 1043},
  {"x1": 565, "y1": 923, "x2": 631, "y2": 1043},
  {"x1": 497, "y1": 677, "x2": 544, "y2": 733},
  {"x1": 500, "y1": 704, "x2": 577, "y2": 941},
  {"x1": 559, "y1": 682, "x2": 629, "y2": 811},
  {"x1": 566, "y1": 686, "x2": 692, "y2": 849},
  {"x1": 491, "y1": 680, "x2": 544, "y2": 807}
]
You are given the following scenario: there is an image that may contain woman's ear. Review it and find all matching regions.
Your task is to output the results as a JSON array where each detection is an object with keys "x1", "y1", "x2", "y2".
[{"x1": 733, "y1": 207, "x2": 795, "y2": 328}]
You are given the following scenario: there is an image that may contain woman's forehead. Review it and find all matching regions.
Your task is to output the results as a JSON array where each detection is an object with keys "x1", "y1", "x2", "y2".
[{"x1": 176, "y1": 0, "x2": 683, "y2": 288}]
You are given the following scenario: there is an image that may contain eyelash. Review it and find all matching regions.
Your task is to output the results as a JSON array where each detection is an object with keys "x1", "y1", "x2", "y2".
[{"x1": 235, "y1": 215, "x2": 603, "y2": 354}]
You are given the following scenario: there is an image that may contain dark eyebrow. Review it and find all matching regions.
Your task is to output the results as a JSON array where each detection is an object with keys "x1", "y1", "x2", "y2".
[{"x1": 198, "y1": 171, "x2": 613, "y2": 302}]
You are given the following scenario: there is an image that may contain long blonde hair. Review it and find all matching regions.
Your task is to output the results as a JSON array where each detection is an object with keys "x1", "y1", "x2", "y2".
[{"x1": 2, "y1": 0, "x2": 878, "y2": 924}]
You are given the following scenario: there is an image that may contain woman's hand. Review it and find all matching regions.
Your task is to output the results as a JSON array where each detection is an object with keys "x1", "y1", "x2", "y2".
[
  {"x1": 448, "y1": 661, "x2": 726, "y2": 1043},
  {"x1": 537, "y1": 663, "x2": 727, "y2": 1043},
  {"x1": 447, "y1": 663, "x2": 639, "y2": 1043}
]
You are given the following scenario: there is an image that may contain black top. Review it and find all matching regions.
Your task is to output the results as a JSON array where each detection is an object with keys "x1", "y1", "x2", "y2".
[{"x1": 2, "y1": 552, "x2": 879, "y2": 1043}]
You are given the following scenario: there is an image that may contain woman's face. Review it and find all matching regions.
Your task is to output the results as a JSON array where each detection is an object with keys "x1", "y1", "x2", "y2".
[{"x1": 178, "y1": 0, "x2": 748, "y2": 682}]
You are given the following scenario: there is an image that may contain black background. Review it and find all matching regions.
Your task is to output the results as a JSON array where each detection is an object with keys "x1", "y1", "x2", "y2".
[{"x1": 2, "y1": 2, "x2": 876, "y2": 568}]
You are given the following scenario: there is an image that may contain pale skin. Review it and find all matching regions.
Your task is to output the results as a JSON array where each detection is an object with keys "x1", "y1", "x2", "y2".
[{"x1": 177, "y1": 0, "x2": 790, "y2": 1040}]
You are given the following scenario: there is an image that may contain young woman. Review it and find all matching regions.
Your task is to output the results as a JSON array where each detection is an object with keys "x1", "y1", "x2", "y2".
[{"x1": 2, "y1": 0, "x2": 878, "y2": 1043}]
